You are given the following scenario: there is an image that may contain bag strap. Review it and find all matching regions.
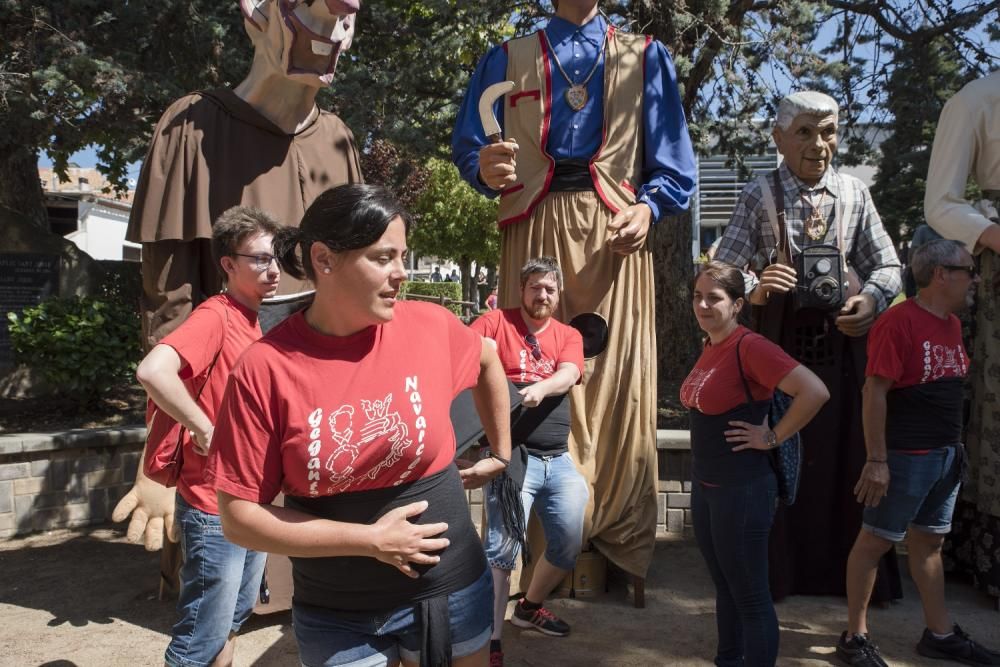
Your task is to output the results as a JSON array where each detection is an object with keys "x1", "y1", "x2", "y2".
[
  {"x1": 149, "y1": 305, "x2": 229, "y2": 433},
  {"x1": 733, "y1": 332, "x2": 755, "y2": 404},
  {"x1": 193, "y1": 306, "x2": 230, "y2": 401},
  {"x1": 835, "y1": 171, "x2": 856, "y2": 273}
]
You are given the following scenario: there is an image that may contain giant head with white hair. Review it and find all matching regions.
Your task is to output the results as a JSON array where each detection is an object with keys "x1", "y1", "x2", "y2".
[
  {"x1": 239, "y1": 0, "x2": 358, "y2": 88},
  {"x1": 773, "y1": 90, "x2": 840, "y2": 186}
]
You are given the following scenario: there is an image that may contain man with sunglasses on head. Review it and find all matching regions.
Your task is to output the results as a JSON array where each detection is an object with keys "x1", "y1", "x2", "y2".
[
  {"x1": 837, "y1": 239, "x2": 999, "y2": 667},
  {"x1": 134, "y1": 206, "x2": 282, "y2": 667},
  {"x1": 470, "y1": 257, "x2": 587, "y2": 667}
]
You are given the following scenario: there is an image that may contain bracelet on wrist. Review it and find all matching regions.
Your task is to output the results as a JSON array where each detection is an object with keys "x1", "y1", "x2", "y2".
[
  {"x1": 487, "y1": 451, "x2": 510, "y2": 467},
  {"x1": 867, "y1": 458, "x2": 887, "y2": 463}
]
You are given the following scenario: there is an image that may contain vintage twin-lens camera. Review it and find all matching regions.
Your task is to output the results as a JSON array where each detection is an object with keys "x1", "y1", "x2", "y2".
[{"x1": 795, "y1": 244, "x2": 848, "y2": 311}]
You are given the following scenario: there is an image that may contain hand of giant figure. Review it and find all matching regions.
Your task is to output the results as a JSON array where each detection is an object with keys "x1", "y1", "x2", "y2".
[
  {"x1": 111, "y1": 466, "x2": 179, "y2": 550},
  {"x1": 113, "y1": 0, "x2": 360, "y2": 552}
]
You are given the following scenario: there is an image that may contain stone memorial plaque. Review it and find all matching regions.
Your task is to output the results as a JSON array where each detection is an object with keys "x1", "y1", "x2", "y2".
[{"x1": 0, "y1": 253, "x2": 59, "y2": 365}]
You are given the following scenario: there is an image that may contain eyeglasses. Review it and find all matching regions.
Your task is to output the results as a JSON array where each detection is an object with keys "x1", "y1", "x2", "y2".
[
  {"x1": 943, "y1": 264, "x2": 977, "y2": 278},
  {"x1": 524, "y1": 333, "x2": 542, "y2": 361},
  {"x1": 232, "y1": 253, "x2": 278, "y2": 272}
]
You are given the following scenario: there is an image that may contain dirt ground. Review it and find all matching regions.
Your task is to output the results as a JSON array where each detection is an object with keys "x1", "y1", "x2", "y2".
[{"x1": 0, "y1": 527, "x2": 997, "y2": 667}]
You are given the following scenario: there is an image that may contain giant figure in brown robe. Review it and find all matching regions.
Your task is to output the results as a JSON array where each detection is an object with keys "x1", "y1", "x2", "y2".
[{"x1": 110, "y1": 0, "x2": 363, "y2": 604}]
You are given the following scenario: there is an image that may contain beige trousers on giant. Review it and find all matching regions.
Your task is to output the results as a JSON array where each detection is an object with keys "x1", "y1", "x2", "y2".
[{"x1": 498, "y1": 191, "x2": 658, "y2": 578}]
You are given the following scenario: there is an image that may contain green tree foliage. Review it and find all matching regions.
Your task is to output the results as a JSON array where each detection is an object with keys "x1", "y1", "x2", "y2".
[
  {"x1": 7, "y1": 294, "x2": 142, "y2": 402},
  {"x1": 331, "y1": 1, "x2": 513, "y2": 159},
  {"x1": 870, "y1": 37, "x2": 973, "y2": 242},
  {"x1": 399, "y1": 281, "x2": 464, "y2": 317},
  {"x1": 410, "y1": 158, "x2": 499, "y2": 303},
  {"x1": 0, "y1": 1, "x2": 248, "y2": 224}
]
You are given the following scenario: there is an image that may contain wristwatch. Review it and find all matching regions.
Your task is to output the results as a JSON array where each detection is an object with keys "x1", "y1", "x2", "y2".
[{"x1": 764, "y1": 430, "x2": 778, "y2": 449}]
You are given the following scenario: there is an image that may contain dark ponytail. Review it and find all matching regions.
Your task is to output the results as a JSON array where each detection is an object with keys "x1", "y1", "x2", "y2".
[{"x1": 273, "y1": 226, "x2": 307, "y2": 280}]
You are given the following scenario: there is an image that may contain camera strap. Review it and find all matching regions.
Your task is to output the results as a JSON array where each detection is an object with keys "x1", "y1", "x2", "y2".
[
  {"x1": 757, "y1": 172, "x2": 793, "y2": 265},
  {"x1": 760, "y1": 170, "x2": 859, "y2": 277}
]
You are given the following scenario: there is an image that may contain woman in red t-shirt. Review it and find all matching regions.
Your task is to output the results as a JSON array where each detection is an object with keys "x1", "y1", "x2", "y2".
[
  {"x1": 681, "y1": 261, "x2": 828, "y2": 666},
  {"x1": 207, "y1": 184, "x2": 512, "y2": 667}
]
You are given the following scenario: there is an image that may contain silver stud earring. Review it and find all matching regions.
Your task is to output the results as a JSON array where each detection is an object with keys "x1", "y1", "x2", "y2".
[{"x1": 323, "y1": 267, "x2": 332, "y2": 274}]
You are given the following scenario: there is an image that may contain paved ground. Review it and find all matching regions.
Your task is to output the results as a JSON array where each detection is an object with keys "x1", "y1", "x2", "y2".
[{"x1": 0, "y1": 527, "x2": 997, "y2": 666}]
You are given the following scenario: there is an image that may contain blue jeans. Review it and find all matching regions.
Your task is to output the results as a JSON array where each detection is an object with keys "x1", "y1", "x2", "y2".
[
  {"x1": 484, "y1": 452, "x2": 588, "y2": 571},
  {"x1": 863, "y1": 446, "x2": 962, "y2": 542},
  {"x1": 292, "y1": 566, "x2": 493, "y2": 667},
  {"x1": 165, "y1": 495, "x2": 267, "y2": 667},
  {"x1": 692, "y1": 473, "x2": 779, "y2": 667}
]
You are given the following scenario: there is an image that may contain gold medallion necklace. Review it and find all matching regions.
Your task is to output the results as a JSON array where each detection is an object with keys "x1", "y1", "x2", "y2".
[
  {"x1": 800, "y1": 189, "x2": 828, "y2": 240},
  {"x1": 541, "y1": 26, "x2": 609, "y2": 112}
]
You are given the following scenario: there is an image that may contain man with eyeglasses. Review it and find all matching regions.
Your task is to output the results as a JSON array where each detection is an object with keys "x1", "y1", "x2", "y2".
[
  {"x1": 837, "y1": 239, "x2": 999, "y2": 667},
  {"x1": 470, "y1": 257, "x2": 587, "y2": 667},
  {"x1": 133, "y1": 206, "x2": 282, "y2": 667}
]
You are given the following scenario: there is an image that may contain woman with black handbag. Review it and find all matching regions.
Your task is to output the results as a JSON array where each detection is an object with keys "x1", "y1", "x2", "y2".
[{"x1": 681, "y1": 261, "x2": 829, "y2": 666}]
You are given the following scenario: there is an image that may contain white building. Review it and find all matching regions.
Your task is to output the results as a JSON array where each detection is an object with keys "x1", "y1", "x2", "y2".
[{"x1": 44, "y1": 193, "x2": 139, "y2": 262}]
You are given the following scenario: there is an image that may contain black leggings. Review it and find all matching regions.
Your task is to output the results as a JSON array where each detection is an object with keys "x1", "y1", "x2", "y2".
[{"x1": 692, "y1": 473, "x2": 779, "y2": 667}]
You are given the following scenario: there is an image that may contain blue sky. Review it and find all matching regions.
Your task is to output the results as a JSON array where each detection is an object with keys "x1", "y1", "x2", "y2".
[{"x1": 38, "y1": 148, "x2": 142, "y2": 181}]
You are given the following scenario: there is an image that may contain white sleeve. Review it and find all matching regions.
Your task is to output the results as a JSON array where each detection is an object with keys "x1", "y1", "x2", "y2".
[{"x1": 924, "y1": 93, "x2": 994, "y2": 251}]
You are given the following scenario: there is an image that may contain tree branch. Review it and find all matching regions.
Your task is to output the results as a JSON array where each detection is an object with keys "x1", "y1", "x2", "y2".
[{"x1": 816, "y1": 0, "x2": 1000, "y2": 42}]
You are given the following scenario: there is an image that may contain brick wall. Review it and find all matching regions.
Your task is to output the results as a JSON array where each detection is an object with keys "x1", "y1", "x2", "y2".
[
  {"x1": 657, "y1": 430, "x2": 692, "y2": 535},
  {"x1": 0, "y1": 428, "x2": 144, "y2": 539}
]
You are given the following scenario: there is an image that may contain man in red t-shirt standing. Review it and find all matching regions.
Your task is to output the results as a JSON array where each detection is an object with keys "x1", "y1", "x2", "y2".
[
  {"x1": 471, "y1": 257, "x2": 586, "y2": 666},
  {"x1": 838, "y1": 239, "x2": 1000, "y2": 666},
  {"x1": 134, "y1": 207, "x2": 282, "y2": 667}
]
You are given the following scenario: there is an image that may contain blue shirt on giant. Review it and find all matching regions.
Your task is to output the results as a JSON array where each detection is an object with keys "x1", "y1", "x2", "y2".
[{"x1": 451, "y1": 14, "x2": 697, "y2": 222}]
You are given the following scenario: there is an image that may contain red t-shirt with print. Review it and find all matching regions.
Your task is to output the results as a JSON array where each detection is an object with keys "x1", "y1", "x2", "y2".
[
  {"x1": 469, "y1": 308, "x2": 584, "y2": 383},
  {"x1": 866, "y1": 298, "x2": 968, "y2": 388},
  {"x1": 680, "y1": 326, "x2": 799, "y2": 415},
  {"x1": 157, "y1": 294, "x2": 262, "y2": 514},
  {"x1": 206, "y1": 301, "x2": 482, "y2": 502},
  {"x1": 866, "y1": 298, "x2": 968, "y2": 450}
]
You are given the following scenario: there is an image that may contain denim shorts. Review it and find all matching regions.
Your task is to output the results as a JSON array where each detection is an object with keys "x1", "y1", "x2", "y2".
[
  {"x1": 484, "y1": 451, "x2": 589, "y2": 571},
  {"x1": 293, "y1": 566, "x2": 493, "y2": 667},
  {"x1": 165, "y1": 494, "x2": 267, "y2": 667},
  {"x1": 863, "y1": 446, "x2": 962, "y2": 543}
]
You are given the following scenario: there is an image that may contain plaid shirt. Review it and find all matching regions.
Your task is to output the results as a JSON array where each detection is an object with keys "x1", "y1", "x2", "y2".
[{"x1": 715, "y1": 163, "x2": 901, "y2": 313}]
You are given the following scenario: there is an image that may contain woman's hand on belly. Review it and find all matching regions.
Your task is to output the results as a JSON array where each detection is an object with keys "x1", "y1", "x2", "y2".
[{"x1": 369, "y1": 500, "x2": 450, "y2": 578}]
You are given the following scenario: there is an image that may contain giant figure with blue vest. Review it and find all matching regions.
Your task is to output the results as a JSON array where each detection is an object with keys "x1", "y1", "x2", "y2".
[{"x1": 452, "y1": 0, "x2": 697, "y2": 586}]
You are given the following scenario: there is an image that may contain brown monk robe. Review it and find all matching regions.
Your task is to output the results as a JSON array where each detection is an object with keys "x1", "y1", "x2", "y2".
[{"x1": 127, "y1": 88, "x2": 362, "y2": 348}]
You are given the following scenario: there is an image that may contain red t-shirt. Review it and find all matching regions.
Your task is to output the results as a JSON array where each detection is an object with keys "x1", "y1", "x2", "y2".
[
  {"x1": 206, "y1": 301, "x2": 482, "y2": 502},
  {"x1": 469, "y1": 308, "x2": 584, "y2": 383},
  {"x1": 680, "y1": 326, "x2": 799, "y2": 415},
  {"x1": 866, "y1": 298, "x2": 968, "y2": 387},
  {"x1": 157, "y1": 294, "x2": 262, "y2": 514}
]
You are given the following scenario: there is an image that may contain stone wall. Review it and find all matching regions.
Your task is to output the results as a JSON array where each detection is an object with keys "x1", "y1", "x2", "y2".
[
  {"x1": 0, "y1": 427, "x2": 689, "y2": 541},
  {"x1": 0, "y1": 428, "x2": 144, "y2": 538},
  {"x1": 657, "y1": 430, "x2": 692, "y2": 535}
]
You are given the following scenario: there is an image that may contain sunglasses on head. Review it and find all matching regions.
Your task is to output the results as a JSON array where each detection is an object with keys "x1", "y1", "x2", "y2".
[
  {"x1": 524, "y1": 333, "x2": 542, "y2": 361},
  {"x1": 943, "y1": 264, "x2": 977, "y2": 278}
]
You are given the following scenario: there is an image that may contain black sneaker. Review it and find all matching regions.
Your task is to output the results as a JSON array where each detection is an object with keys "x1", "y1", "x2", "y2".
[
  {"x1": 836, "y1": 631, "x2": 889, "y2": 667},
  {"x1": 510, "y1": 600, "x2": 570, "y2": 636},
  {"x1": 916, "y1": 624, "x2": 1000, "y2": 665}
]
